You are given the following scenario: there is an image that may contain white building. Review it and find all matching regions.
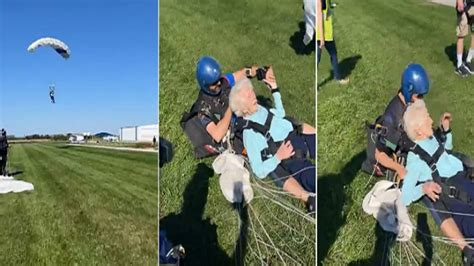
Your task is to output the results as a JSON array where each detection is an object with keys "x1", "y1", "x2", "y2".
[
  {"x1": 103, "y1": 135, "x2": 119, "y2": 142},
  {"x1": 119, "y1": 124, "x2": 158, "y2": 142},
  {"x1": 69, "y1": 134, "x2": 85, "y2": 144}
]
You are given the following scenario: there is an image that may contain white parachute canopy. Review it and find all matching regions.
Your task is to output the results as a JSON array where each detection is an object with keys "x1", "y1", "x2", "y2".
[
  {"x1": 27, "y1": 37, "x2": 70, "y2": 59},
  {"x1": 362, "y1": 180, "x2": 413, "y2": 242},
  {"x1": 212, "y1": 150, "x2": 254, "y2": 204}
]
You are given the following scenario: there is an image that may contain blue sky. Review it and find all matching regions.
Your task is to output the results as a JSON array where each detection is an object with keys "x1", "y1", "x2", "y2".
[{"x1": 0, "y1": 0, "x2": 157, "y2": 137}]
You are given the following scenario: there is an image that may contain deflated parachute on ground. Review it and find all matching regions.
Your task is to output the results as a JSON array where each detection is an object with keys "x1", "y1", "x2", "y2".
[{"x1": 27, "y1": 37, "x2": 70, "y2": 59}]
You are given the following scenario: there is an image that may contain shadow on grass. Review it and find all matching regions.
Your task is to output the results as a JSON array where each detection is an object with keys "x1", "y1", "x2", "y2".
[
  {"x1": 416, "y1": 213, "x2": 433, "y2": 266},
  {"x1": 318, "y1": 150, "x2": 366, "y2": 264},
  {"x1": 349, "y1": 201, "x2": 398, "y2": 265},
  {"x1": 444, "y1": 43, "x2": 457, "y2": 68},
  {"x1": 8, "y1": 170, "x2": 24, "y2": 176},
  {"x1": 231, "y1": 183, "x2": 249, "y2": 266},
  {"x1": 160, "y1": 163, "x2": 249, "y2": 265},
  {"x1": 289, "y1": 21, "x2": 315, "y2": 56},
  {"x1": 348, "y1": 222, "x2": 396, "y2": 266},
  {"x1": 318, "y1": 55, "x2": 362, "y2": 88}
]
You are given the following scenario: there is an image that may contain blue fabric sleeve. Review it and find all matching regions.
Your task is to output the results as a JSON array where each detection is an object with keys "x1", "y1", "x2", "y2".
[
  {"x1": 444, "y1": 132, "x2": 453, "y2": 150},
  {"x1": 401, "y1": 153, "x2": 425, "y2": 206},
  {"x1": 223, "y1": 73, "x2": 235, "y2": 87},
  {"x1": 243, "y1": 129, "x2": 281, "y2": 178},
  {"x1": 270, "y1": 92, "x2": 286, "y2": 118}
]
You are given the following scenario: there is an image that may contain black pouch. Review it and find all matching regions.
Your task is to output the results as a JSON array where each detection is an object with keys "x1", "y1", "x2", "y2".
[{"x1": 180, "y1": 111, "x2": 222, "y2": 159}]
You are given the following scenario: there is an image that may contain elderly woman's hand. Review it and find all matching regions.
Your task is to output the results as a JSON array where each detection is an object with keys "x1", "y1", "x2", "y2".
[
  {"x1": 423, "y1": 181, "x2": 442, "y2": 202},
  {"x1": 276, "y1": 140, "x2": 295, "y2": 161},
  {"x1": 262, "y1": 66, "x2": 278, "y2": 91},
  {"x1": 440, "y1": 112, "x2": 452, "y2": 132}
]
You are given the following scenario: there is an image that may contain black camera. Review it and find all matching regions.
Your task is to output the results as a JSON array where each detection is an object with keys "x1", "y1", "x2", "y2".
[{"x1": 256, "y1": 66, "x2": 270, "y2": 81}]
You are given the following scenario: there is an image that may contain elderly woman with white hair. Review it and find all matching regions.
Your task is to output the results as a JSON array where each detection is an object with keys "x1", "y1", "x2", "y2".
[
  {"x1": 401, "y1": 99, "x2": 474, "y2": 261},
  {"x1": 229, "y1": 67, "x2": 316, "y2": 213}
]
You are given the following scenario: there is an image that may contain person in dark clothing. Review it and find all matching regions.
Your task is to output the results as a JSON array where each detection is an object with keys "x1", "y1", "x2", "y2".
[
  {"x1": 49, "y1": 84, "x2": 56, "y2": 104},
  {"x1": 0, "y1": 129, "x2": 9, "y2": 176}
]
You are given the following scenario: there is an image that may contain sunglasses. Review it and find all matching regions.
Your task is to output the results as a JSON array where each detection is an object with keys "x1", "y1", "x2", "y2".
[{"x1": 210, "y1": 80, "x2": 221, "y2": 87}]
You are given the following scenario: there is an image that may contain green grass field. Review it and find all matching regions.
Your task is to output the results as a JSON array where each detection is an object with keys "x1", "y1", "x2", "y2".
[
  {"x1": 0, "y1": 143, "x2": 157, "y2": 265},
  {"x1": 318, "y1": 0, "x2": 474, "y2": 264},
  {"x1": 159, "y1": 0, "x2": 316, "y2": 264}
]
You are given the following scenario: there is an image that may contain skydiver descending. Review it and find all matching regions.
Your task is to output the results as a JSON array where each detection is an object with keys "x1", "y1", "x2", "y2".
[{"x1": 49, "y1": 84, "x2": 55, "y2": 104}]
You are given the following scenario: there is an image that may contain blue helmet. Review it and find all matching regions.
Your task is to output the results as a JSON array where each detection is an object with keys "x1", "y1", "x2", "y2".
[
  {"x1": 196, "y1": 56, "x2": 222, "y2": 95},
  {"x1": 400, "y1": 64, "x2": 429, "y2": 103}
]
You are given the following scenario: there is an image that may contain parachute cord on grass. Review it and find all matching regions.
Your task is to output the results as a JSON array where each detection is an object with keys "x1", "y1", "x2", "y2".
[
  {"x1": 406, "y1": 239, "x2": 443, "y2": 266},
  {"x1": 247, "y1": 205, "x2": 266, "y2": 265},
  {"x1": 250, "y1": 235, "x2": 302, "y2": 265},
  {"x1": 409, "y1": 228, "x2": 447, "y2": 265},
  {"x1": 254, "y1": 239, "x2": 301, "y2": 265},
  {"x1": 252, "y1": 184, "x2": 309, "y2": 218},
  {"x1": 259, "y1": 196, "x2": 312, "y2": 244},
  {"x1": 259, "y1": 194, "x2": 315, "y2": 223},
  {"x1": 249, "y1": 204, "x2": 286, "y2": 264}
]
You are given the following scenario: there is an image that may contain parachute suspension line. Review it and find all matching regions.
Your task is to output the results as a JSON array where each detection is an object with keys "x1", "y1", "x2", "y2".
[
  {"x1": 364, "y1": 158, "x2": 379, "y2": 189},
  {"x1": 249, "y1": 204, "x2": 289, "y2": 265}
]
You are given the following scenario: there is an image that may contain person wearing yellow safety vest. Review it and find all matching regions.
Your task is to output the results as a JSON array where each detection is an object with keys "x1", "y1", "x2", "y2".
[{"x1": 316, "y1": 0, "x2": 349, "y2": 85}]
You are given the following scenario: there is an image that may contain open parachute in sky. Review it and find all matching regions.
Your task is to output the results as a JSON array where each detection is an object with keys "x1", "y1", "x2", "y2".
[{"x1": 27, "y1": 37, "x2": 70, "y2": 59}]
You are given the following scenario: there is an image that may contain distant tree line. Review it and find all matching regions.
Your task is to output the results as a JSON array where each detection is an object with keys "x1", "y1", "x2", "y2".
[{"x1": 8, "y1": 134, "x2": 72, "y2": 141}]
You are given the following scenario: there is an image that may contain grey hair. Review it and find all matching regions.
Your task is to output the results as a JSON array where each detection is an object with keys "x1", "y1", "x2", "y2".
[
  {"x1": 403, "y1": 99, "x2": 427, "y2": 141},
  {"x1": 229, "y1": 77, "x2": 254, "y2": 117}
]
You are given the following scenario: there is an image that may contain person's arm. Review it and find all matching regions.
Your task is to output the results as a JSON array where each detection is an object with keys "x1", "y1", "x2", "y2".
[
  {"x1": 261, "y1": 66, "x2": 287, "y2": 117},
  {"x1": 205, "y1": 107, "x2": 232, "y2": 142},
  {"x1": 232, "y1": 66, "x2": 258, "y2": 83},
  {"x1": 271, "y1": 91, "x2": 286, "y2": 118},
  {"x1": 401, "y1": 154, "x2": 426, "y2": 205},
  {"x1": 244, "y1": 130, "x2": 281, "y2": 178},
  {"x1": 444, "y1": 132, "x2": 453, "y2": 150},
  {"x1": 402, "y1": 153, "x2": 442, "y2": 206},
  {"x1": 375, "y1": 148, "x2": 406, "y2": 178},
  {"x1": 457, "y1": 0, "x2": 464, "y2": 13},
  {"x1": 317, "y1": 0, "x2": 325, "y2": 47},
  {"x1": 244, "y1": 129, "x2": 295, "y2": 178},
  {"x1": 440, "y1": 112, "x2": 453, "y2": 150}
]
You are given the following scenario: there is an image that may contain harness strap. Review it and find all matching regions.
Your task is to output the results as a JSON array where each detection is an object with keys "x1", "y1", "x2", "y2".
[
  {"x1": 408, "y1": 137, "x2": 474, "y2": 207},
  {"x1": 235, "y1": 108, "x2": 307, "y2": 161}
]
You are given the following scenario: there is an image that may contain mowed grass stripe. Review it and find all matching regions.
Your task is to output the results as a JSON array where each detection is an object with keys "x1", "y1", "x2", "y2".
[
  {"x1": 24, "y1": 144, "x2": 154, "y2": 264},
  {"x1": 44, "y1": 144, "x2": 157, "y2": 197},
  {"x1": 26, "y1": 144, "x2": 156, "y2": 220},
  {"x1": 0, "y1": 143, "x2": 157, "y2": 265}
]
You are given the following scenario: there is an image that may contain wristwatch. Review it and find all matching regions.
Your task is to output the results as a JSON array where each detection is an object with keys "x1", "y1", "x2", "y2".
[{"x1": 245, "y1": 67, "x2": 253, "y2": 78}]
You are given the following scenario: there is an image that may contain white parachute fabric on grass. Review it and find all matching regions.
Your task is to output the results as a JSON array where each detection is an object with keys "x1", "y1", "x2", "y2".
[
  {"x1": 362, "y1": 180, "x2": 413, "y2": 242},
  {"x1": 27, "y1": 37, "x2": 70, "y2": 59},
  {"x1": 0, "y1": 175, "x2": 34, "y2": 194},
  {"x1": 303, "y1": 0, "x2": 316, "y2": 45},
  {"x1": 212, "y1": 150, "x2": 253, "y2": 204}
]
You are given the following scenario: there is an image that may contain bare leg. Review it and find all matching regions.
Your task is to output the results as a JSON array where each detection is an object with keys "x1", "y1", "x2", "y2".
[
  {"x1": 457, "y1": 37, "x2": 464, "y2": 56},
  {"x1": 283, "y1": 177, "x2": 309, "y2": 202},
  {"x1": 302, "y1": 123, "x2": 316, "y2": 134},
  {"x1": 440, "y1": 217, "x2": 468, "y2": 250}
]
